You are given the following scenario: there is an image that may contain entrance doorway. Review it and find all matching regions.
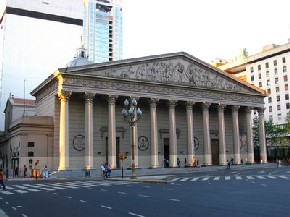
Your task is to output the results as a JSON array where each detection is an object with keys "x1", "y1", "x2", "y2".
[
  {"x1": 164, "y1": 138, "x2": 169, "y2": 167},
  {"x1": 106, "y1": 137, "x2": 120, "y2": 168},
  {"x1": 211, "y1": 139, "x2": 219, "y2": 165}
]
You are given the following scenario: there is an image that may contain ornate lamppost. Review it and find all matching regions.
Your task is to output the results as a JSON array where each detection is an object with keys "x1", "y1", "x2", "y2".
[{"x1": 122, "y1": 98, "x2": 142, "y2": 179}]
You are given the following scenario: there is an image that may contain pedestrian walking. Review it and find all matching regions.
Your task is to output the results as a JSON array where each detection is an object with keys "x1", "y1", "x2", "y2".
[
  {"x1": 0, "y1": 169, "x2": 6, "y2": 190},
  {"x1": 15, "y1": 167, "x2": 19, "y2": 177},
  {"x1": 24, "y1": 165, "x2": 27, "y2": 177},
  {"x1": 226, "y1": 160, "x2": 231, "y2": 169}
]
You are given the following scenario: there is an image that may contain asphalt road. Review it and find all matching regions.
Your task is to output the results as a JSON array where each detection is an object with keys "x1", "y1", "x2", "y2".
[{"x1": 0, "y1": 167, "x2": 290, "y2": 217}]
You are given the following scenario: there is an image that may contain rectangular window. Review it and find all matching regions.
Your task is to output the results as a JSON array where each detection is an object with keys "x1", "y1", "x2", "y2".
[
  {"x1": 285, "y1": 84, "x2": 289, "y2": 91},
  {"x1": 268, "y1": 97, "x2": 272, "y2": 103},
  {"x1": 269, "y1": 106, "x2": 272, "y2": 112},
  {"x1": 284, "y1": 75, "x2": 288, "y2": 82},
  {"x1": 285, "y1": 94, "x2": 289, "y2": 100},
  {"x1": 28, "y1": 142, "x2": 34, "y2": 147},
  {"x1": 251, "y1": 75, "x2": 254, "y2": 82},
  {"x1": 277, "y1": 95, "x2": 280, "y2": 102},
  {"x1": 277, "y1": 105, "x2": 281, "y2": 110},
  {"x1": 274, "y1": 60, "x2": 277, "y2": 66},
  {"x1": 276, "y1": 87, "x2": 280, "y2": 92},
  {"x1": 283, "y1": 66, "x2": 287, "y2": 72},
  {"x1": 266, "y1": 71, "x2": 269, "y2": 77},
  {"x1": 278, "y1": 113, "x2": 282, "y2": 120},
  {"x1": 259, "y1": 82, "x2": 262, "y2": 87},
  {"x1": 283, "y1": 57, "x2": 286, "y2": 63},
  {"x1": 258, "y1": 65, "x2": 261, "y2": 71},
  {"x1": 286, "y1": 103, "x2": 290, "y2": 109},
  {"x1": 267, "y1": 79, "x2": 270, "y2": 86},
  {"x1": 28, "y1": 152, "x2": 34, "y2": 157},
  {"x1": 250, "y1": 67, "x2": 254, "y2": 72},
  {"x1": 265, "y1": 62, "x2": 269, "y2": 68},
  {"x1": 258, "y1": 73, "x2": 261, "y2": 79},
  {"x1": 269, "y1": 115, "x2": 273, "y2": 120},
  {"x1": 275, "y1": 77, "x2": 279, "y2": 84},
  {"x1": 274, "y1": 68, "x2": 278, "y2": 75},
  {"x1": 267, "y1": 89, "x2": 271, "y2": 94}
]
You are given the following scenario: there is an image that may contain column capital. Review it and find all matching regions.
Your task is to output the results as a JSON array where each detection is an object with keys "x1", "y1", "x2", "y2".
[
  {"x1": 149, "y1": 98, "x2": 159, "y2": 105},
  {"x1": 185, "y1": 101, "x2": 195, "y2": 109},
  {"x1": 84, "y1": 92, "x2": 96, "y2": 102},
  {"x1": 232, "y1": 105, "x2": 240, "y2": 112},
  {"x1": 168, "y1": 100, "x2": 178, "y2": 108},
  {"x1": 58, "y1": 90, "x2": 71, "y2": 101},
  {"x1": 201, "y1": 102, "x2": 211, "y2": 111},
  {"x1": 217, "y1": 104, "x2": 226, "y2": 111},
  {"x1": 245, "y1": 106, "x2": 254, "y2": 113},
  {"x1": 258, "y1": 107, "x2": 265, "y2": 115},
  {"x1": 108, "y1": 95, "x2": 118, "y2": 105}
]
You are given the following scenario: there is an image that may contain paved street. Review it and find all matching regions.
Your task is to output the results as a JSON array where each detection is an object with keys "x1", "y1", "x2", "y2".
[{"x1": 0, "y1": 165, "x2": 290, "y2": 217}]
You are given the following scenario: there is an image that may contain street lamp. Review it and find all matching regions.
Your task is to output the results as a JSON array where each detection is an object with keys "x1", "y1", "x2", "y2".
[{"x1": 122, "y1": 97, "x2": 142, "y2": 179}]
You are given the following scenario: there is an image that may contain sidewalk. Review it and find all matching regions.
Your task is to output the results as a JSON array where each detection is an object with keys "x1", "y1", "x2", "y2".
[{"x1": 5, "y1": 163, "x2": 280, "y2": 183}]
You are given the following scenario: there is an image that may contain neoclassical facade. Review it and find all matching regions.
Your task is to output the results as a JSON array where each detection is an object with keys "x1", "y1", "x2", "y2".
[{"x1": 31, "y1": 52, "x2": 267, "y2": 170}]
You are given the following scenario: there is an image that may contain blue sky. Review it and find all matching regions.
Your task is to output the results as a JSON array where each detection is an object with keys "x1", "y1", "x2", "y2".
[{"x1": 122, "y1": 0, "x2": 290, "y2": 63}]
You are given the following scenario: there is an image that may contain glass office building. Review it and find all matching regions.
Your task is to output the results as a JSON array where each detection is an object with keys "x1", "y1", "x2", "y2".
[{"x1": 83, "y1": 0, "x2": 123, "y2": 63}]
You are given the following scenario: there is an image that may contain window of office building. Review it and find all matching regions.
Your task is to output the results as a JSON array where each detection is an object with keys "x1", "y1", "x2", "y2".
[
  {"x1": 267, "y1": 79, "x2": 270, "y2": 86},
  {"x1": 267, "y1": 88, "x2": 271, "y2": 94},
  {"x1": 276, "y1": 87, "x2": 280, "y2": 92},
  {"x1": 266, "y1": 71, "x2": 269, "y2": 77},
  {"x1": 283, "y1": 57, "x2": 286, "y2": 63},
  {"x1": 277, "y1": 105, "x2": 281, "y2": 110},
  {"x1": 278, "y1": 113, "x2": 282, "y2": 120},
  {"x1": 286, "y1": 103, "x2": 290, "y2": 109},
  {"x1": 283, "y1": 66, "x2": 287, "y2": 73},
  {"x1": 285, "y1": 84, "x2": 289, "y2": 91},
  {"x1": 284, "y1": 75, "x2": 288, "y2": 82},
  {"x1": 259, "y1": 82, "x2": 262, "y2": 87},
  {"x1": 251, "y1": 75, "x2": 254, "y2": 82},
  {"x1": 258, "y1": 65, "x2": 261, "y2": 71},
  {"x1": 28, "y1": 142, "x2": 35, "y2": 147},
  {"x1": 275, "y1": 77, "x2": 279, "y2": 84},
  {"x1": 258, "y1": 73, "x2": 261, "y2": 79},
  {"x1": 268, "y1": 97, "x2": 272, "y2": 103},
  {"x1": 277, "y1": 95, "x2": 280, "y2": 102},
  {"x1": 269, "y1": 115, "x2": 273, "y2": 121},
  {"x1": 250, "y1": 67, "x2": 254, "y2": 73},
  {"x1": 265, "y1": 62, "x2": 269, "y2": 68},
  {"x1": 274, "y1": 68, "x2": 278, "y2": 75},
  {"x1": 274, "y1": 60, "x2": 277, "y2": 66},
  {"x1": 285, "y1": 94, "x2": 289, "y2": 100},
  {"x1": 269, "y1": 106, "x2": 272, "y2": 112},
  {"x1": 28, "y1": 152, "x2": 34, "y2": 157}
]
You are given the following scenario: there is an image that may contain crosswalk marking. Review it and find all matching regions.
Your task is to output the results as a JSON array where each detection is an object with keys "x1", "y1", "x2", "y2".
[
  {"x1": 257, "y1": 176, "x2": 266, "y2": 179},
  {"x1": 190, "y1": 178, "x2": 199, "y2": 182},
  {"x1": 202, "y1": 177, "x2": 210, "y2": 181},
  {"x1": 171, "y1": 178, "x2": 179, "y2": 182},
  {"x1": 279, "y1": 176, "x2": 288, "y2": 179},
  {"x1": 235, "y1": 176, "x2": 242, "y2": 180},
  {"x1": 246, "y1": 176, "x2": 254, "y2": 179},
  {"x1": 225, "y1": 176, "x2": 231, "y2": 180},
  {"x1": 180, "y1": 178, "x2": 189, "y2": 182},
  {"x1": 267, "y1": 176, "x2": 276, "y2": 179},
  {"x1": 213, "y1": 177, "x2": 220, "y2": 181}
]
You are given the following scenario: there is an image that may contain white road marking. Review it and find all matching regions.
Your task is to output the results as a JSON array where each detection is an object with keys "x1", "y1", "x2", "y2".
[
  {"x1": 79, "y1": 200, "x2": 86, "y2": 203},
  {"x1": 267, "y1": 176, "x2": 277, "y2": 179},
  {"x1": 12, "y1": 207, "x2": 17, "y2": 211},
  {"x1": 66, "y1": 196, "x2": 72, "y2": 199},
  {"x1": 5, "y1": 202, "x2": 9, "y2": 204},
  {"x1": 190, "y1": 177, "x2": 199, "y2": 181},
  {"x1": 257, "y1": 176, "x2": 266, "y2": 179},
  {"x1": 225, "y1": 176, "x2": 231, "y2": 180},
  {"x1": 40, "y1": 188, "x2": 55, "y2": 191},
  {"x1": 169, "y1": 199, "x2": 180, "y2": 202},
  {"x1": 213, "y1": 177, "x2": 220, "y2": 181},
  {"x1": 22, "y1": 214, "x2": 28, "y2": 217},
  {"x1": 279, "y1": 176, "x2": 288, "y2": 179},
  {"x1": 13, "y1": 185, "x2": 28, "y2": 190},
  {"x1": 51, "y1": 187, "x2": 66, "y2": 190},
  {"x1": 138, "y1": 194, "x2": 150, "y2": 198},
  {"x1": 27, "y1": 189, "x2": 40, "y2": 192},
  {"x1": 128, "y1": 212, "x2": 144, "y2": 217},
  {"x1": 5, "y1": 186, "x2": 14, "y2": 190},
  {"x1": 235, "y1": 176, "x2": 242, "y2": 180},
  {"x1": 63, "y1": 186, "x2": 79, "y2": 189},
  {"x1": 0, "y1": 191, "x2": 14, "y2": 195},
  {"x1": 171, "y1": 178, "x2": 179, "y2": 182},
  {"x1": 14, "y1": 190, "x2": 28, "y2": 194},
  {"x1": 180, "y1": 178, "x2": 189, "y2": 182},
  {"x1": 118, "y1": 191, "x2": 127, "y2": 195},
  {"x1": 246, "y1": 176, "x2": 254, "y2": 180},
  {"x1": 100, "y1": 205, "x2": 112, "y2": 210},
  {"x1": 261, "y1": 184, "x2": 267, "y2": 187},
  {"x1": 258, "y1": 170, "x2": 265, "y2": 174},
  {"x1": 100, "y1": 189, "x2": 107, "y2": 192},
  {"x1": 202, "y1": 177, "x2": 210, "y2": 181}
]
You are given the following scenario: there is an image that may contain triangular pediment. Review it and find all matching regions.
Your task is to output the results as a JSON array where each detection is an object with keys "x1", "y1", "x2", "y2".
[{"x1": 64, "y1": 52, "x2": 265, "y2": 96}]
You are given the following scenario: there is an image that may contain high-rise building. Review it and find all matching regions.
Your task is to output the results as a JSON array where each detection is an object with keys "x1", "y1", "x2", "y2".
[
  {"x1": 0, "y1": 0, "x2": 84, "y2": 131},
  {"x1": 83, "y1": 0, "x2": 123, "y2": 63},
  {"x1": 215, "y1": 40, "x2": 290, "y2": 126}
]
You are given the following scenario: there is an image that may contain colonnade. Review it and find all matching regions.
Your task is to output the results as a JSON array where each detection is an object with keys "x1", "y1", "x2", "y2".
[{"x1": 58, "y1": 91, "x2": 267, "y2": 170}]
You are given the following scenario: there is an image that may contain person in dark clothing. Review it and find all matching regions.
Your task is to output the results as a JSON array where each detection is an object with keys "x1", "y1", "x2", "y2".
[
  {"x1": 15, "y1": 167, "x2": 19, "y2": 177},
  {"x1": 0, "y1": 169, "x2": 6, "y2": 190},
  {"x1": 226, "y1": 160, "x2": 231, "y2": 169},
  {"x1": 24, "y1": 165, "x2": 28, "y2": 177}
]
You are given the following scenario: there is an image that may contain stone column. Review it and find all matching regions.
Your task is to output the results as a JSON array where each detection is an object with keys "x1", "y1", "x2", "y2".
[
  {"x1": 85, "y1": 92, "x2": 95, "y2": 169},
  {"x1": 232, "y1": 105, "x2": 241, "y2": 164},
  {"x1": 218, "y1": 104, "x2": 226, "y2": 165},
  {"x1": 186, "y1": 101, "x2": 195, "y2": 166},
  {"x1": 58, "y1": 90, "x2": 71, "y2": 170},
  {"x1": 258, "y1": 108, "x2": 267, "y2": 163},
  {"x1": 150, "y1": 98, "x2": 159, "y2": 168},
  {"x1": 108, "y1": 95, "x2": 118, "y2": 168},
  {"x1": 168, "y1": 100, "x2": 178, "y2": 167},
  {"x1": 246, "y1": 107, "x2": 254, "y2": 164},
  {"x1": 202, "y1": 102, "x2": 211, "y2": 165}
]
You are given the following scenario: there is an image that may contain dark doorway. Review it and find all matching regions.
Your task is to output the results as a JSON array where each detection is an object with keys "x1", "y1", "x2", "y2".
[
  {"x1": 106, "y1": 137, "x2": 120, "y2": 168},
  {"x1": 164, "y1": 138, "x2": 169, "y2": 167},
  {"x1": 211, "y1": 139, "x2": 219, "y2": 165}
]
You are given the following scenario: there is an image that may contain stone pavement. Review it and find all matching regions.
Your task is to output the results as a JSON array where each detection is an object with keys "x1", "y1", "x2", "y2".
[{"x1": 5, "y1": 163, "x2": 282, "y2": 183}]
